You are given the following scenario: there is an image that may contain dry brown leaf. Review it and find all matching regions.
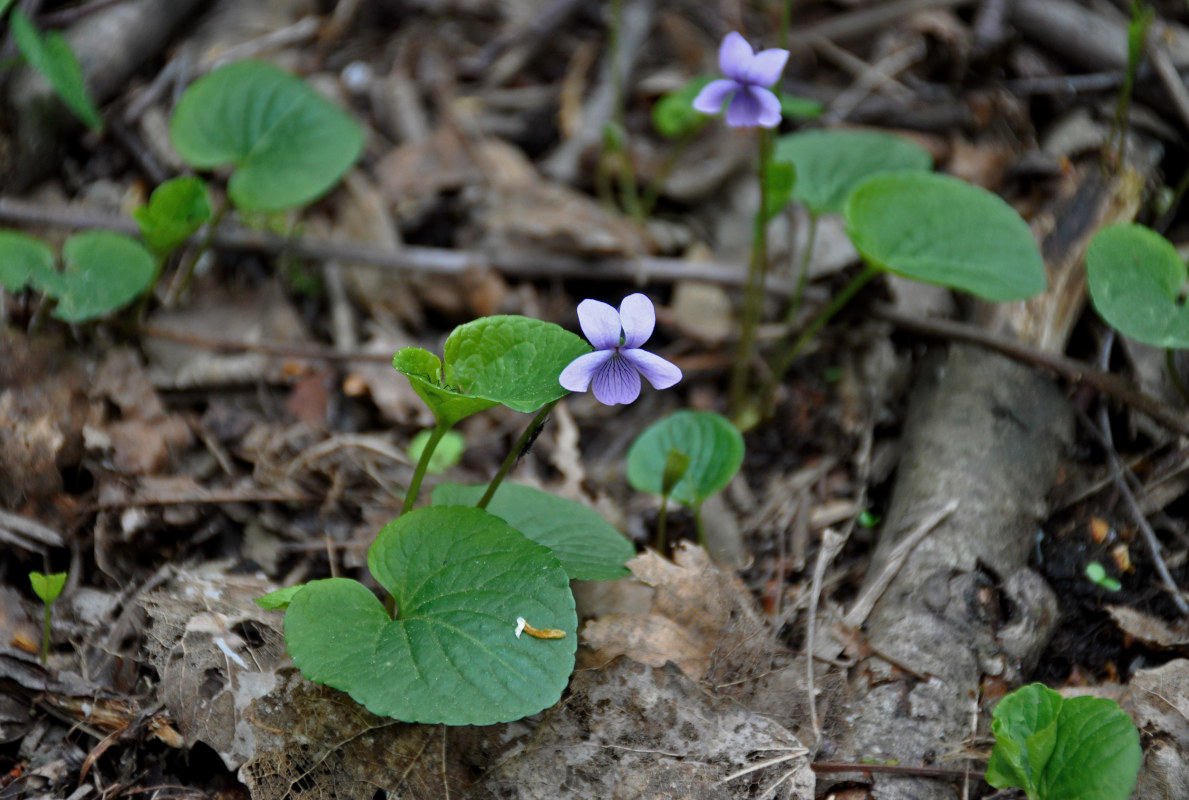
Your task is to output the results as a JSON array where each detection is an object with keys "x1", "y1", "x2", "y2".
[
  {"x1": 143, "y1": 569, "x2": 288, "y2": 770},
  {"x1": 1107, "y1": 604, "x2": 1189, "y2": 650},
  {"x1": 582, "y1": 543, "x2": 773, "y2": 683},
  {"x1": 1122, "y1": 659, "x2": 1189, "y2": 750}
]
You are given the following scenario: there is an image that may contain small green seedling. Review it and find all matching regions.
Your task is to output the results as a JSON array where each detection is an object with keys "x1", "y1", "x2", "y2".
[
  {"x1": 259, "y1": 309, "x2": 646, "y2": 725},
  {"x1": 132, "y1": 176, "x2": 212, "y2": 259},
  {"x1": 627, "y1": 410, "x2": 744, "y2": 547},
  {"x1": 857, "y1": 509, "x2": 881, "y2": 528},
  {"x1": 1085, "y1": 561, "x2": 1122, "y2": 592},
  {"x1": 170, "y1": 60, "x2": 363, "y2": 213},
  {"x1": 29, "y1": 571, "x2": 66, "y2": 664},
  {"x1": 407, "y1": 429, "x2": 465, "y2": 475},
  {"x1": 0, "y1": 229, "x2": 155, "y2": 322},
  {"x1": 6, "y1": 8, "x2": 102, "y2": 131},
  {"x1": 986, "y1": 682, "x2": 1141, "y2": 800},
  {"x1": 652, "y1": 448, "x2": 691, "y2": 550},
  {"x1": 1085, "y1": 223, "x2": 1189, "y2": 349}
]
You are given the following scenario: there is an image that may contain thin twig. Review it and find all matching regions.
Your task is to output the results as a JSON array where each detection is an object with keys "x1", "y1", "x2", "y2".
[
  {"x1": 806, "y1": 527, "x2": 848, "y2": 745},
  {"x1": 873, "y1": 305, "x2": 1189, "y2": 437},
  {"x1": 0, "y1": 197, "x2": 795, "y2": 295},
  {"x1": 141, "y1": 325, "x2": 392, "y2": 364}
]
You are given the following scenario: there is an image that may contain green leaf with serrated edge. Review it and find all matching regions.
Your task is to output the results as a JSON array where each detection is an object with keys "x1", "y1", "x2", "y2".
[
  {"x1": 132, "y1": 177, "x2": 212, "y2": 257},
  {"x1": 433, "y1": 483, "x2": 635, "y2": 581},
  {"x1": 255, "y1": 584, "x2": 304, "y2": 610},
  {"x1": 393, "y1": 347, "x2": 500, "y2": 428},
  {"x1": 284, "y1": 506, "x2": 576, "y2": 724},
  {"x1": 763, "y1": 160, "x2": 796, "y2": 222},
  {"x1": 0, "y1": 230, "x2": 55, "y2": 292},
  {"x1": 169, "y1": 60, "x2": 363, "y2": 212},
  {"x1": 1040, "y1": 695, "x2": 1142, "y2": 800},
  {"x1": 845, "y1": 171, "x2": 1047, "y2": 301},
  {"x1": 1086, "y1": 223, "x2": 1189, "y2": 348},
  {"x1": 653, "y1": 76, "x2": 714, "y2": 139},
  {"x1": 627, "y1": 411, "x2": 744, "y2": 507},
  {"x1": 986, "y1": 683, "x2": 1062, "y2": 794},
  {"x1": 408, "y1": 429, "x2": 465, "y2": 475},
  {"x1": 29, "y1": 571, "x2": 67, "y2": 604},
  {"x1": 9, "y1": 10, "x2": 102, "y2": 131},
  {"x1": 773, "y1": 129, "x2": 932, "y2": 216},
  {"x1": 444, "y1": 316, "x2": 591, "y2": 412},
  {"x1": 396, "y1": 316, "x2": 591, "y2": 427},
  {"x1": 776, "y1": 91, "x2": 825, "y2": 121},
  {"x1": 42, "y1": 232, "x2": 155, "y2": 322}
]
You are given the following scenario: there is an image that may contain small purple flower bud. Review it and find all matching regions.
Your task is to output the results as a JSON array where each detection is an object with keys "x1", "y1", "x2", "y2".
[
  {"x1": 693, "y1": 32, "x2": 789, "y2": 128},
  {"x1": 559, "y1": 294, "x2": 682, "y2": 406}
]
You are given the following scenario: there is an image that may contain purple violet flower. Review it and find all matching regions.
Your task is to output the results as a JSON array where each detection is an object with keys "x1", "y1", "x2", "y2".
[
  {"x1": 692, "y1": 31, "x2": 789, "y2": 128},
  {"x1": 559, "y1": 294, "x2": 682, "y2": 406}
]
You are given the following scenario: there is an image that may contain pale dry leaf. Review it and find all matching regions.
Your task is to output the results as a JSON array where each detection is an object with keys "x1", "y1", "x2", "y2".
[
  {"x1": 143, "y1": 569, "x2": 288, "y2": 770},
  {"x1": 1108, "y1": 604, "x2": 1189, "y2": 650},
  {"x1": 582, "y1": 543, "x2": 773, "y2": 683}
]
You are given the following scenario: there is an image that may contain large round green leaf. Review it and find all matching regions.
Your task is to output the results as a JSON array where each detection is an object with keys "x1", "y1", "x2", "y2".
[
  {"x1": 433, "y1": 482, "x2": 635, "y2": 580},
  {"x1": 986, "y1": 683, "x2": 1141, "y2": 800},
  {"x1": 626, "y1": 410, "x2": 744, "y2": 506},
  {"x1": 48, "y1": 232, "x2": 156, "y2": 322},
  {"x1": 394, "y1": 316, "x2": 591, "y2": 427},
  {"x1": 1086, "y1": 223, "x2": 1189, "y2": 348},
  {"x1": 284, "y1": 506, "x2": 576, "y2": 724},
  {"x1": 170, "y1": 60, "x2": 363, "y2": 212},
  {"x1": 845, "y1": 171, "x2": 1047, "y2": 301},
  {"x1": 773, "y1": 129, "x2": 932, "y2": 216},
  {"x1": 0, "y1": 230, "x2": 55, "y2": 292}
]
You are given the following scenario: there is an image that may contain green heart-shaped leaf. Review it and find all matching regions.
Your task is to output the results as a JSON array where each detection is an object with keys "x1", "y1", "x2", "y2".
[
  {"x1": 9, "y1": 9, "x2": 102, "y2": 131},
  {"x1": 986, "y1": 683, "x2": 1141, "y2": 800},
  {"x1": 652, "y1": 76, "x2": 713, "y2": 139},
  {"x1": 627, "y1": 410, "x2": 744, "y2": 506},
  {"x1": 773, "y1": 129, "x2": 932, "y2": 216},
  {"x1": 394, "y1": 316, "x2": 591, "y2": 427},
  {"x1": 133, "y1": 176, "x2": 212, "y2": 257},
  {"x1": 845, "y1": 171, "x2": 1047, "y2": 301},
  {"x1": 29, "y1": 571, "x2": 67, "y2": 604},
  {"x1": 433, "y1": 482, "x2": 635, "y2": 580},
  {"x1": 43, "y1": 232, "x2": 156, "y2": 322},
  {"x1": 0, "y1": 230, "x2": 55, "y2": 292},
  {"x1": 169, "y1": 60, "x2": 363, "y2": 212},
  {"x1": 1086, "y1": 223, "x2": 1189, "y2": 348},
  {"x1": 284, "y1": 506, "x2": 576, "y2": 724},
  {"x1": 763, "y1": 161, "x2": 796, "y2": 222}
]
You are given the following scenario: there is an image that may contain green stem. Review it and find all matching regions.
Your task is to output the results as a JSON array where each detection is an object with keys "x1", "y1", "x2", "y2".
[
  {"x1": 1166, "y1": 348, "x2": 1189, "y2": 406},
  {"x1": 786, "y1": 211, "x2": 819, "y2": 323},
  {"x1": 763, "y1": 264, "x2": 879, "y2": 415},
  {"x1": 655, "y1": 493, "x2": 669, "y2": 552},
  {"x1": 693, "y1": 502, "x2": 706, "y2": 548},
  {"x1": 403, "y1": 420, "x2": 451, "y2": 514},
  {"x1": 166, "y1": 196, "x2": 229, "y2": 306},
  {"x1": 779, "y1": 0, "x2": 794, "y2": 52},
  {"x1": 729, "y1": 130, "x2": 774, "y2": 419},
  {"x1": 40, "y1": 603, "x2": 51, "y2": 665},
  {"x1": 477, "y1": 400, "x2": 558, "y2": 510}
]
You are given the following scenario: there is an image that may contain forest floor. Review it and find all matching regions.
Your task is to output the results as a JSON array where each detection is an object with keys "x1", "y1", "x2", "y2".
[{"x1": 2, "y1": 1, "x2": 1189, "y2": 799}]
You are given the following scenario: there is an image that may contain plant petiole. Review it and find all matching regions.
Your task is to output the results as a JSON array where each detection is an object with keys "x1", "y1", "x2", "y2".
[{"x1": 477, "y1": 400, "x2": 558, "y2": 510}]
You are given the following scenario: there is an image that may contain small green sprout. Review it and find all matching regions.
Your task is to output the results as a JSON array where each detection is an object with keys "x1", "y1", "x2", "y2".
[
  {"x1": 1085, "y1": 561, "x2": 1122, "y2": 592},
  {"x1": 627, "y1": 411, "x2": 744, "y2": 549},
  {"x1": 29, "y1": 571, "x2": 66, "y2": 665}
]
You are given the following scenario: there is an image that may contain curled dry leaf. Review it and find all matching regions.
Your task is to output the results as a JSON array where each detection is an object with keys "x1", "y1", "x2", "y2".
[{"x1": 581, "y1": 542, "x2": 772, "y2": 683}]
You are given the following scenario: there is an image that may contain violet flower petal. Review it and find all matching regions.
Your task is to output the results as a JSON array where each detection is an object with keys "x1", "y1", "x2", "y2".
[
  {"x1": 575, "y1": 299, "x2": 621, "y2": 349},
  {"x1": 725, "y1": 87, "x2": 765, "y2": 127},
  {"x1": 591, "y1": 354, "x2": 642, "y2": 405},
  {"x1": 746, "y1": 48, "x2": 789, "y2": 87},
  {"x1": 559, "y1": 350, "x2": 612, "y2": 392},
  {"x1": 622, "y1": 349, "x2": 682, "y2": 389},
  {"x1": 751, "y1": 86, "x2": 783, "y2": 127},
  {"x1": 718, "y1": 31, "x2": 754, "y2": 82},
  {"x1": 618, "y1": 293, "x2": 656, "y2": 349},
  {"x1": 692, "y1": 79, "x2": 738, "y2": 114}
]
